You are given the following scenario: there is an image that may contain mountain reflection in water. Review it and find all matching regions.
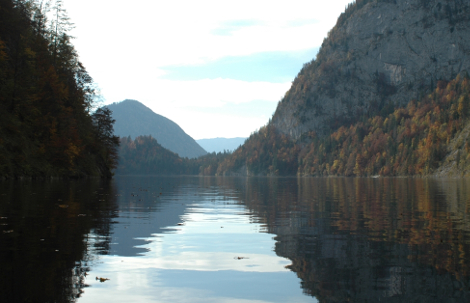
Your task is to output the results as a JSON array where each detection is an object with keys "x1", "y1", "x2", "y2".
[
  {"x1": 1, "y1": 177, "x2": 470, "y2": 302},
  {"x1": 236, "y1": 177, "x2": 470, "y2": 302}
]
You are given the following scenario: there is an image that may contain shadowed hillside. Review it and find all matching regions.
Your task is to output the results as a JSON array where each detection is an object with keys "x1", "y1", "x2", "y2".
[{"x1": 106, "y1": 100, "x2": 206, "y2": 159}]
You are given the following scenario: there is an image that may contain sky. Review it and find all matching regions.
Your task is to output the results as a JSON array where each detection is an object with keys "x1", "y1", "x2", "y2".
[{"x1": 62, "y1": 0, "x2": 353, "y2": 140}]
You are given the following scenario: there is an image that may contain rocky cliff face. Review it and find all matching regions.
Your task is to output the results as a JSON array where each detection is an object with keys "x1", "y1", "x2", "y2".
[{"x1": 272, "y1": 0, "x2": 470, "y2": 139}]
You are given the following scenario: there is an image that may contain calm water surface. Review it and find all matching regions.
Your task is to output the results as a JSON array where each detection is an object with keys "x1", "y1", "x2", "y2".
[{"x1": 1, "y1": 176, "x2": 470, "y2": 302}]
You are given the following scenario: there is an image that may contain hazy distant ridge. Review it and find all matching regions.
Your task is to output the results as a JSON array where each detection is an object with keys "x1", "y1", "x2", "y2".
[
  {"x1": 197, "y1": 137, "x2": 246, "y2": 153},
  {"x1": 106, "y1": 100, "x2": 207, "y2": 158}
]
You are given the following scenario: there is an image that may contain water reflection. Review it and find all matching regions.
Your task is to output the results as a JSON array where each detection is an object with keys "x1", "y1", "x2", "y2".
[
  {"x1": 79, "y1": 176, "x2": 305, "y2": 303},
  {"x1": 235, "y1": 177, "x2": 470, "y2": 302},
  {"x1": 2, "y1": 177, "x2": 470, "y2": 302},
  {"x1": 0, "y1": 179, "x2": 118, "y2": 303}
]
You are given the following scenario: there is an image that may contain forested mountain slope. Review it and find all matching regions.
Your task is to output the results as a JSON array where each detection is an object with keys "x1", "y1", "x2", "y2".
[
  {"x1": 0, "y1": 0, "x2": 118, "y2": 178},
  {"x1": 106, "y1": 100, "x2": 207, "y2": 159},
  {"x1": 117, "y1": 136, "x2": 230, "y2": 175},
  {"x1": 216, "y1": 0, "x2": 470, "y2": 177},
  {"x1": 218, "y1": 75, "x2": 470, "y2": 177}
]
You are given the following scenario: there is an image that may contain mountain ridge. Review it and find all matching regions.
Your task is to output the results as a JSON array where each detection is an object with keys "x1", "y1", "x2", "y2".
[
  {"x1": 215, "y1": 0, "x2": 470, "y2": 177},
  {"x1": 271, "y1": 0, "x2": 470, "y2": 139},
  {"x1": 106, "y1": 100, "x2": 207, "y2": 159}
]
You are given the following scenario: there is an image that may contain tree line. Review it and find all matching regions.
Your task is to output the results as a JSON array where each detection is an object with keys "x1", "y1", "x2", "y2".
[
  {"x1": 217, "y1": 75, "x2": 470, "y2": 177},
  {"x1": 116, "y1": 75, "x2": 470, "y2": 177},
  {"x1": 117, "y1": 135, "x2": 231, "y2": 176}
]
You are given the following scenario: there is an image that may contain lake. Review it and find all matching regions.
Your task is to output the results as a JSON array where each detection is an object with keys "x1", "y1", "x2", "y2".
[{"x1": 1, "y1": 176, "x2": 470, "y2": 302}]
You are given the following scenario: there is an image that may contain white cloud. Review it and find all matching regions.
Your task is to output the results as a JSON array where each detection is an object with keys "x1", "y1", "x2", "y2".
[
  {"x1": 103, "y1": 78, "x2": 290, "y2": 107},
  {"x1": 100, "y1": 251, "x2": 290, "y2": 272},
  {"x1": 67, "y1": 0, "x2": 352, "y2": 67},
  {"x1": 61, "y1": 0, "x2": 352, "y2": 138},
  {"x1": 151, "y1": 109, "x2": 268, "y2": 140},
  {"x1": 99, "y1": 78, "x2": 287, "y2": 139}
]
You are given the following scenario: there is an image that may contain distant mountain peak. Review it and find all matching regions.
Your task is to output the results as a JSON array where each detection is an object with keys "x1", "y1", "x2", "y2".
[{"x1": 106, "y1": 100, "x2": 206, "y2": 158}]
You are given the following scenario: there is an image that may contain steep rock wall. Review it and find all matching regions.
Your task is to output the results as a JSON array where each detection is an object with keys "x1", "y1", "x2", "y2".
[{"x1": 272, "y1": 0, "x2": 470, "y2": 139}]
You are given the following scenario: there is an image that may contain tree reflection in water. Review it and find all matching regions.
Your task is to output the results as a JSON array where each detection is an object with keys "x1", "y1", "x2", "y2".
[
  {"x1": 0, "y1": 179, "x2": 118, "y2": 303},
  {"x1": 2, "y1": 177, "x2": 470, "y2": 302},
  {"x1": 229, "y1": 177, "x2": 470, "y2": 302}
]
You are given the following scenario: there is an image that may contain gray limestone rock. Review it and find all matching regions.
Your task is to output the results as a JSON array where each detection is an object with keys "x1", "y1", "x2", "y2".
[{"x1": 272, "y1": 0, "x2": 470, "y2": 139}]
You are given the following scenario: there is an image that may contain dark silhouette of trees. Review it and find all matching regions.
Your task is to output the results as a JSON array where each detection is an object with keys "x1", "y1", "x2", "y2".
[
  {"x1": 0, "y1": 0, "x2": 118, "y2": 178},
  {"x1": 116, "y1": 135, "x2": 231, "y2": 175}
]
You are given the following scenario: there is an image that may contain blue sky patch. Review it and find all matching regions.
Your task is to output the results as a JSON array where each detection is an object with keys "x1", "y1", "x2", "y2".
[
  {"x1": 185, "y1": 100, "x2": 279, "y2": 117},
  {"x1": 161, "y1": 48, "x2": 318, "y2": 82}
]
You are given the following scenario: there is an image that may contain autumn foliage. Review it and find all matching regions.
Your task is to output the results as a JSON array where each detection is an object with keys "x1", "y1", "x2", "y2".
[
  {"x1": 297, "y1": 76, "x2": 470, "y2": 176},
  {"x1": 109, "y1": 76, "x2": 470, "y2": 177},
  {"x1": 216, "y1": 125, "x2": 300, "y2": 176},
  {"x1": 217, "y1": 75, "x2": 470, "y2": 177}
]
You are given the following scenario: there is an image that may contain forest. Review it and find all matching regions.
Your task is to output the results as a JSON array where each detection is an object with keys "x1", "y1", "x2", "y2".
[
  {"x1": 117, "y1": 135, "x2": 230, "y2": 176},
  {"x1": 5, "y1": 0, "x2": 468, "y2": 178},
  {"x1": 114, "y1": 0, "x2": 470, "y2": 177},
  {"x1": 0, "y1": 0, "x2": 119, "y2": 178},
  {"x1": 116, "y1": 75, "x2": 470, "y2": 177},
  {"x1": 216, "y1": 75, "x2": 470, "y2": 177}
]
